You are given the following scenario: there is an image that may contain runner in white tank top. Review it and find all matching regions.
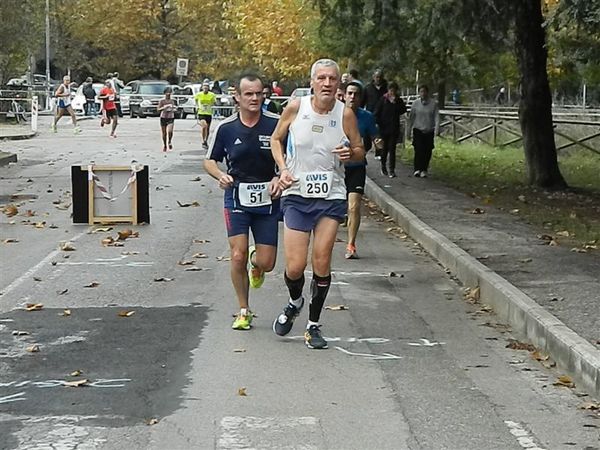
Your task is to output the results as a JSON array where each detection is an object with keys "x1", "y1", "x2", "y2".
[
  {"x1": 270, "y1": 58, "x2": 364, "y2": 350},
  {"x1": 283, "y1": 95, "x2": 348, "y2": 200},
  {"x1": 51, "y1": 75, "x2": 80, "y2": 134}
]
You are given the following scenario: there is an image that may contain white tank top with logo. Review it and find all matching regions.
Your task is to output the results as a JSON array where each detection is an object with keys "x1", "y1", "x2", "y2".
[
  {"x1": 283, "y1": 95, "x2": 347, "y2": 200},
  {"x1": 58, "y1": 84, "x2": 71, "y2": 107}
]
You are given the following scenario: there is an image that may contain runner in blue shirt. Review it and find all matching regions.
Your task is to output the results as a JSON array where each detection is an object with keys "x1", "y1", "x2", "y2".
[
  {"x1": 204, "y1": 74, "x2": 282, "y2": 330},
  {"x1": 344, "y1": 81, "x2": 380, "y2": 259}
]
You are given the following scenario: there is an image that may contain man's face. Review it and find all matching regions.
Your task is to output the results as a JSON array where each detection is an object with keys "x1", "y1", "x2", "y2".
[
  {"x1": 388, "y1": 87, "x2": 397, "y2": 97},
  {"x1": 63, "y1": 78, "x2": 71, "y2": 86},
  {"x1": 311, "y1": 66, "x2": 339, "y2": 102},
  {"x1": 344, "y1": 85, "x2": 361, "y2": 110},
  {"x1": 262, "y1": 87, "x2": 271, "y2": 99},
  {"x1": 236, "y1": 78, "x2": 263, "y2": 113},
  {"x1": 373, "y1": 73, "x2": 382, "y2": 85},
  {"x1": 202, "y1": 84, "x2": 209, "y2": 93},
  {"x1": 419, "y1": 87, "x2": 428, "y2": 99}
]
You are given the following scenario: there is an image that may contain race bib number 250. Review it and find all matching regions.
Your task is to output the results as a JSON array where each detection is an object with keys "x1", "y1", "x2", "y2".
[{"x1": 299, "y1": 172, "x2": 333, "y2": 198}]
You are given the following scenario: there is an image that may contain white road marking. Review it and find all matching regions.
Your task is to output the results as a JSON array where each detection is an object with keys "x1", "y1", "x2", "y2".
[
  {"x1": 0, "y1": 391, "x2": 26, "y2": 404},
  {"x1": 287, "y1": 336, "x2": 390, "y2": 344},
  {"x1": 218, "y1": 416, "x2": 319, "y2": 450},
  {"x1": 504, "y1": 420, "x2": 546, "y2": 450},
  {"x1": 335, "y1": 346, "x2": 402, "y2": 360},
  {"x1": 0, "y1": 229, "x2": 88, "y2": 297},
  {"x1": 408, "y1": 338, "x2": 445, "y2": 347}
]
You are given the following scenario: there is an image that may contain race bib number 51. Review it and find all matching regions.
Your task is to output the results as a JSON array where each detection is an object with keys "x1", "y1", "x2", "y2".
[
  {"x1": 299, "y1": 172, "x2": 333, "y2": 198},
  {"x1": 238, "y1": 182, "x2": 272, "y2": 207}
]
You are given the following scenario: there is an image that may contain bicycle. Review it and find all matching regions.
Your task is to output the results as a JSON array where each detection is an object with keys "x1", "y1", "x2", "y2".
[{"x1": 10, "y1": 96, "x2": 28, "y2": 124}]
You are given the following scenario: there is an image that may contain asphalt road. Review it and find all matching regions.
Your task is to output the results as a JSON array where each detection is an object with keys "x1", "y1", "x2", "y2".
[{"x1": 0, "y1": 116, "x2": 598, "y2": 450}]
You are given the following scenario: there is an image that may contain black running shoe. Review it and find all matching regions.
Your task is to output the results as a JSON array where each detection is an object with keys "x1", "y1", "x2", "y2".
[
  {"x1": 304, "y1": 325, "x2": 328, "y2": 349},
  {"x1": 273, "y1": 298, "x2": 304, "y2": 336}
]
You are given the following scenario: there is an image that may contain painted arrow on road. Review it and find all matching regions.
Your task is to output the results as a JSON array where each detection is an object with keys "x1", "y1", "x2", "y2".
[{"x1": 334, "y1": 346, "x2": 402, "y2": 360}]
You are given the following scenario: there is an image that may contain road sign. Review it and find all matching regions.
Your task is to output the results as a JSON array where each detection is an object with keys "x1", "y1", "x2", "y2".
[{"x1": 176, "y1": 58, "x2": 189, "y2": 76}]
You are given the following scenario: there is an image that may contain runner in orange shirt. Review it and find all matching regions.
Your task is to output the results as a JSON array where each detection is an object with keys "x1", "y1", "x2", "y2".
[{"x1": 98, "y1": 79, "x2": 118, "y2": 138}]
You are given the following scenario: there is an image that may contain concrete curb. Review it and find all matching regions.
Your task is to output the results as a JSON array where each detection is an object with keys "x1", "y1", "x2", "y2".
[
  {"x1": 0, "y1": 151, "x2": 17, "y2": 166},
  {"x1": 365, "y1": 177, "x2": 600, "y2": 397},
  {"x1": 0, "y1": 131, "x2": 36, "y2": 141}
]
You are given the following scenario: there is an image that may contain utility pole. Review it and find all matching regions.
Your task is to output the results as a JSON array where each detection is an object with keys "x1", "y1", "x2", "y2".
[{"x1": 45, "y1": 0, "x2": 51, "y2": 108}]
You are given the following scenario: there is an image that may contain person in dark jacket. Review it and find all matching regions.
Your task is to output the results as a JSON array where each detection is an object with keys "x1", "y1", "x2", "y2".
[
  {"x1": 82, "y1": 77, "x2": 97, "y2": 116},
  {"x1": 374, "y1": 81, "x2": 406, "y2": 178},
  {"x1": 363, "y1": 69, "x2": 388, "y2": 112}
]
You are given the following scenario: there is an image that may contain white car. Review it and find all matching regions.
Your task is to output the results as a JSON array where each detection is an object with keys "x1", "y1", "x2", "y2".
[{"x1": 71, "y1": 83, "x2": 103, "y2": 115}]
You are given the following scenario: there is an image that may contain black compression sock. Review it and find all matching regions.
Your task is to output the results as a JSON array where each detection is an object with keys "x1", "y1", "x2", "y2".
[
  {"x1": 309, "y1": 274, "x2": 331, "y2": 323},
  {"x1": 284, "y1": 272, "x2": 305, "y2": 301}
]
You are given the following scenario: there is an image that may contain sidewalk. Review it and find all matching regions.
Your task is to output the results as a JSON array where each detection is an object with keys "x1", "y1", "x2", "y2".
[{"x1": 365, "y1": 153, "x2": 600, "y2": 396}]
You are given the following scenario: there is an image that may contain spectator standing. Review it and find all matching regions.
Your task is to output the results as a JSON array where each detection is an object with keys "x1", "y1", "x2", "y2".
[
  {"x1": 408, "y1": 84, "x2": 440, "y2": 178},
  {"x1": 271, "y1": 80, "x2": 283, "y2": 96},
  {"x1": 374, "y1": 81, "x2": 406, "y2": 177},
  {"x1": 495, "y1": 86, "x2": 506, "y2": 105},
  {"x1": 262, "y1": 85, "x2": 281, "y2": 114},
  {"x1": 83, "y1": 77, "x2": 97, "y2": 117},
  {"x1": 364, "y1": 69, "x2": 388, "y2": 159},
  {"x1": 112, "y1": 72, "x2": 125, "y2": 117}
]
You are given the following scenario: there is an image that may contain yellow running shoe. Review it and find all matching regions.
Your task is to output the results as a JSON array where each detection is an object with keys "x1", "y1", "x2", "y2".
[
  {"x1": 248, "y1": 245, "x2": 265, "y2": 289},
  {"x1": 232, "y1": 312, "x2": 253, "y2": 330}
]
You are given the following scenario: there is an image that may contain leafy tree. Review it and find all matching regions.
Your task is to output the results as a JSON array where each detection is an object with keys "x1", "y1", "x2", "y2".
[{"x1": 0, "y1": 0, "x2": 44, "y2": 83}]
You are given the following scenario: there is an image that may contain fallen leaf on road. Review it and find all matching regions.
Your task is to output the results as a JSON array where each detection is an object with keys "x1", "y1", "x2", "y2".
[
  {"x1": 537, "y1": 234, "x2": 553, "y2": 242},
  {"x1": 63, "y1": 379, "x2": 89, "y2": 387},
  {"x1": 121, "y1": 251, "x2": 139, "y2": 255},
  {"x1": 33, "y1": 276, "x2": 42, "y2": 282},
  {"x1": 509, "y1": 209, "x2": 520, "y2": 215},
  {"x1": 193, "y1": 239, "x2": 210, "y2": 244},
  {"x1": 233, "y1": 348, "x2": 246, "y2": 353},
  {"x1": 3, "y1": 238, "x2": 19, "y2": 244},
  {"x1": 154, "y1": 277, "x2": 174, "y2": 282},
  {"x1": 570, "y1": 247, "x2": 588, "y2": 253},
  {"x1": 553, "y1": 375, "x2": 575, "y2": 388},
  {"x1": 12, "y1": 330, "x2": 30, "y2": 336},
  {"x1": 506, "y1": 340, "x2": 536, "y2": 351},
  {"x1": 117, "y1": 229, "x2": 139, "y2": 240},
  {"x1": 177, "y1": 200, "x2": 200, "y2": 207},
  {"x1": 2, "y1": 204, "x2": 19, "y2": 217},
  {"x1": 464, "y1": 287, "x2": 480, "y2": 303},
  {"x1": 190, "y1": 176, "x2": 202, "y2": 181},
  {"x1": 556, "y1": 230, "x2": 570, "y2": 237},
  {"x1": 57, "y1": 288, "x2": 69, "y2": 295},
  {"x1": 26, "y1": 344, "x2": 40, "y2": 353},
  {"x1": 25, "y1": 303, "x2": 44, "y2": 311},
  {"x1": 177, "y1": 260, "x2": 195, "y2": 266},
  {"x1": 541, "y1": 360, "x2": 556, "y2": 369},
  {"x1": 84, "y1": 281, "x2": 100, "y2": 288},
  {"x1": 578, "y1": 401, "x2": 599, "y2": 410},
  {"x1": 192, "y1": 252, "x2": 207, "y2": 258},
  {"x1": 59, "y1": 242, "x2": 76, "y2": 251},
  {"x1": 389, "y1": 271, "x2": 403, "y2": 277},
  {"x1": 470, "y1": 208, "x2": 485, "y2": 214},
  {"x1": 325, "y1": 305, "x2": 348, "y2": 311},
  {"x1": 33, "y1": 221, "x2": 46, "y2": 229},
  {"x1": 101, "y1": 237, "x2": 115, "y2": 246},
  {"x1": 70, "y1": 370, "x2": 83, "y2": 377},
  {"x1": 216, "y1": 256, "x2": 231, "y2": 262},
  {"x1": 519, "y1": 258, "x2": 533, "y2": 263},
  {"x1": 146, "y1": 418, "x2": 159, "y2": 426},
  {"x1": 49, "y1": 224, "x2": 58, "y2": 229},
  {"x1": 24, "y1": 210, "x2": 36, "y2": 217},
  {"x1": 238, "y1": 387, "x2": 247, "y2": 396},
  {"x1": 91, "y1": 226, "x2": 113, "y2": 233},
  {"x1": 531, "y1": 351, "x2": 549, "y2": 362},
  {"x1": 184, "y1": 267, "x2": 207, "y2": 271},
  {"x1": 62, "y1": 309, "x2": 72, "y2": 316},
  {"x1": 548, "y1": 239, "x2": 559, "y2": 247},
  {"x1": 118, "y1": 310, "x2": 135, "y2": 317}
]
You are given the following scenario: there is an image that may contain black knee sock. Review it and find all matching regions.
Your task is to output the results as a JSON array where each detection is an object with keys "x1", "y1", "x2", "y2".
[
  {"x1": 284, "y1": 272, "x2": 305, "y2": 301},
  {"x1": 309, "y1": 274, "x2": 331, "y2": 323}
]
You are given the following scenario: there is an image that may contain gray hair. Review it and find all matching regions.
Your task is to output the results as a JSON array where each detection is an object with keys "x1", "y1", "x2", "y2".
[{"x1": 310, "y1": 59, "x2": 340, "y2": 80}]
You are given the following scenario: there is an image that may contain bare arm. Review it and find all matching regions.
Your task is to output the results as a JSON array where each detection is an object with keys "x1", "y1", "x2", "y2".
[
  {"x1": 203, "y1": 159, "x2": 233, "y2": 190},
  {"x1": 271, "y1": 99, "x2": 300, "y2": 189}
]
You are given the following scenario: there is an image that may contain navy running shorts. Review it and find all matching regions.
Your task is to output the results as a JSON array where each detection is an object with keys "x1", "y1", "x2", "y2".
[
  {"x1": 281, "y1": 195, "x2": 347, "y2": 232},
  {"x1": 344, "y1": 165, "x2": 366, "y2": 194},
  {"x1": 223, "y1": 208, "x2": 279, "y2": 246}
]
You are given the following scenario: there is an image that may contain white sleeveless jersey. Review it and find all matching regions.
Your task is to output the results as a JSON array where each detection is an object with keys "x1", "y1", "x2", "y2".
[
  {"x1": 283, "y1": 96, "x2": 347, "y2": 200},
  {"x1": 59, "y1": 84, "x2": 71, "y2": 106}
]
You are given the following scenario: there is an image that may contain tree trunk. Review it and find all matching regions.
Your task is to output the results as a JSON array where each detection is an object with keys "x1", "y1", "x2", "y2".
[
  {"x1": 514, "y1": 0, "x2": 567, "y2": 189},
  {"x1": 437, "y1": 81, "x2": 446, "y2": 109}
]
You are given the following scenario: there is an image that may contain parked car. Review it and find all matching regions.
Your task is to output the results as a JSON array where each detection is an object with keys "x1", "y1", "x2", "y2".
[
  {"x1": 71, "y1": 83, "x2": 103, "y2": 115},
  {"x1": 127, "y1": 80, "x2": 170, "y2": 118},
  {"x1": 290, "y1": 87, "x2": 311, "y2": 99},
  {"x1": 119, "y1": 85, "x2": 132, "y2": 114}
]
